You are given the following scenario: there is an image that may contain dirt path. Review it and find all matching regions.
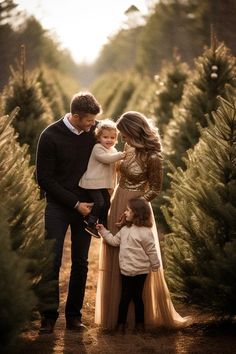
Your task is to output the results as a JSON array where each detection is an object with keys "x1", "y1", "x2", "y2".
[{"x1": 14, "y1": 232, "x2": 236, "y2": 354}]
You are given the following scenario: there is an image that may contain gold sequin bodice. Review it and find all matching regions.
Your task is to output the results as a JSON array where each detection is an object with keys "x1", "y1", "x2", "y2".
[{"x1": 118, "y1": 145, "x2": 163, "y2": 201}]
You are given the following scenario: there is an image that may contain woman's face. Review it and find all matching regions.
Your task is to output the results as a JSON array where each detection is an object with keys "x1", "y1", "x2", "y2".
[{"x1": 120, "y1": 132, "x2": 132, "y2": 146}]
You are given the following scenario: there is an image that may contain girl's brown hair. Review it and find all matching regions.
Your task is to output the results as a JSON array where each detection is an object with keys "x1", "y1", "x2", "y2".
[{"x1": 126, "y1": 197, "x2": 153, "y2": 228}]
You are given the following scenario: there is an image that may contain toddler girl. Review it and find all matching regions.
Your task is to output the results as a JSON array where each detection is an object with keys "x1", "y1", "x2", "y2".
[{"x1": 79, "y1": 119, "x2": 125, "y2": 238}]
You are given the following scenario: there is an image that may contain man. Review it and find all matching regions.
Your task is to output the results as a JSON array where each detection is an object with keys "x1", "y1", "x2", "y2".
[{"x1": 36, "y1": 92, "x2": 101, "y2": 334}]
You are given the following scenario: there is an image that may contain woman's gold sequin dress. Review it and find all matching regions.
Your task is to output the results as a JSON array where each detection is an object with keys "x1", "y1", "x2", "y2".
[{"x1": 95, "y1": 145, "x2": 191, "y2": 329}]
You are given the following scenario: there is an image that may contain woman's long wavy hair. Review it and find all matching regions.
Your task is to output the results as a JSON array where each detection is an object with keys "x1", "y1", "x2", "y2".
[{"x1": 116, "y1": 111, "x2": 162, "y2": 162}]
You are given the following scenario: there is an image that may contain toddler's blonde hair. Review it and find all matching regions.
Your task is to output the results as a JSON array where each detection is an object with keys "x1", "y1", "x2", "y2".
[{"x1": 95, "y1": 119, "x2": 118, "y2": 140}]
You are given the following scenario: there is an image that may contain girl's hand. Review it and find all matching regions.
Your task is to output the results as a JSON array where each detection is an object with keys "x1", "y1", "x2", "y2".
[{"x1": 96, "y1": 223, "x2": 105, "y2": 232}]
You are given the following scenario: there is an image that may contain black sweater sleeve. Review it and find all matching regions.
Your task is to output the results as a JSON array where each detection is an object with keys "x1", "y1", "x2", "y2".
[{"x1": 36, "y1": 131, "x2": 79, "y2": 209}]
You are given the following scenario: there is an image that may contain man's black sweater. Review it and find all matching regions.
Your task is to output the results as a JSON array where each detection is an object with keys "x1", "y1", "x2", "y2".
[{"x1": 36, "y1": 118, "x2": 96, "y2": 208}]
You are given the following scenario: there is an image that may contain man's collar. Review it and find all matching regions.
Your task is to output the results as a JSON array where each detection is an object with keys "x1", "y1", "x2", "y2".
[{"x1": 63, "y1": 113, "x2": 84, "y2": 135}]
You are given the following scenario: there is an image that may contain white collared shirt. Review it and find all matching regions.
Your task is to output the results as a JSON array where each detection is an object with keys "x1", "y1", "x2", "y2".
[{"x1": 63, "y1": 113, "x2": 84, "y2": 135}]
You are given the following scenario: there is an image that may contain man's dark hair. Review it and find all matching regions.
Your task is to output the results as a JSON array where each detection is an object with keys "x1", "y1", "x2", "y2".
[{"x1": 70, "y1": 92, "x2": 101, "y2": 117}]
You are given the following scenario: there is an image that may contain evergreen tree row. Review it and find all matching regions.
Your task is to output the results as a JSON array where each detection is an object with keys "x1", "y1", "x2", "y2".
[
  {"x1": 164, "y1": 38, "x2": 236, "y2": 170},
  {"x1": 163, "y1": 88, "x2": 236, "y2": 317},
  {"x1": 0, "y1": 1, "x2": 82, "y2": 90},
  {"x1": 0, "y1": 110, "x2": 54, "y2": 351},
  {"x1": 0, "y1": 46, "x2": 75, "y2": 164},
  {"x1": 155, "y1": 38, "x2": 236, "y2": 232},
  {"x1": 94, "y1": 0, "x2": 236, "y2": 79}
]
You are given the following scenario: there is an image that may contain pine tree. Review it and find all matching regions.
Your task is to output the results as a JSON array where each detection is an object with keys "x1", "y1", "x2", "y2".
[
  {"x1": 158, "y1": 37, "x2": 236, "y2": 233},
  {"x1": 163, "y1": 87, "x2": 236, "y2": 317},
  {"x1": 105, "y1": 73, "x2": 136, "y2": 119},
  {"x1": 90, "y1": 72, "x2": 125, "y2": 118},
  {"x1": 36, "y1": 67, "x2": 65, "y2": 121},
  {"x1": 164, "y1": 37, "x2": 236, "y2": 170},
  {"x1": 149, "y1": 49, "x2": 189, "y2": 135},
  {"x1": 0, "y1": 205, "x2": 35, "y2": 351},
  {"x1": 91, "y1": 71, "x2": 156, "y2": 121},
  {"x1": 148, "y1": 50, "x2": 189, "y2": 231},
  {"x1": 2, "y1": 45, "x2": 54, "y2": 164},
  {"x1": 0, "y1": 109, "x2": 54, "y2": 317},
  {"x1": 0, "y1": 0, "x2": 18, "y2": 24},
  {"x1": 124, "y1": 73, "x2": 156, "y2": 115}
]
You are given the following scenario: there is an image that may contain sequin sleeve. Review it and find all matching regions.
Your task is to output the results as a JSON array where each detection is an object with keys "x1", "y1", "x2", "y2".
[{"x1": 143, "y1": 153, "x2": 163, "y2": 202}]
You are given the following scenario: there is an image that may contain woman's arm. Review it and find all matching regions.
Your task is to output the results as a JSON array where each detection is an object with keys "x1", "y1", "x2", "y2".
[{"x1": 143, "y1": 153, "x2": 163, "y2": 201}]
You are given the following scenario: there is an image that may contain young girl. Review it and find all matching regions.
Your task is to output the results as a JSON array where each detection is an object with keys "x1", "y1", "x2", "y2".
[
  {"x1": 96, "y1": 197, "x2": 160, "y2": 332},
  {"x1": 79, "y1": 119, "x2": 125, "y2": 238}
]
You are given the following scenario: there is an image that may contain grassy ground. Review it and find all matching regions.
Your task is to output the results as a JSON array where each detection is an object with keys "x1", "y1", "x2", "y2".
[{"x1": 10, "y1": 231, "x2": 236, "y2": 354}]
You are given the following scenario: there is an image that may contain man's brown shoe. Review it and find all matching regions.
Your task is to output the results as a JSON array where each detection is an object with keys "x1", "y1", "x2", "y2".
[
  {"x1": 39, "y1": 318, "x2": 56, "y2": 334},
  {"x1": 66, "y1": 318, "x2": 88, "y2": 331}
]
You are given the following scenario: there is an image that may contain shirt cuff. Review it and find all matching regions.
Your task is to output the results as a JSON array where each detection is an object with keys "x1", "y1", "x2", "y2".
[{"x1": 74, "y1": 201, "x2": 80, "y2": 209}]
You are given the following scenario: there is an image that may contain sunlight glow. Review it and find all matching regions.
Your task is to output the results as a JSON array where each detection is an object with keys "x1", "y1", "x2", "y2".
[{"x1": 15, "y1": 0, "x2": 148, "y2": 64}]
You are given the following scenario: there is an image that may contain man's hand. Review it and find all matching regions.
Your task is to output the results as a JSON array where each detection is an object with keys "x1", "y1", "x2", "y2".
[{"x1": 76, "y1": 202, "x2": 94, "y2": 217}]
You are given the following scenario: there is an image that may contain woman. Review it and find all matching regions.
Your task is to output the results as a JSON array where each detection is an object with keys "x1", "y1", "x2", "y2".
[{"x1": 95, "y1": 111, "x2": 191, "y2": 330}]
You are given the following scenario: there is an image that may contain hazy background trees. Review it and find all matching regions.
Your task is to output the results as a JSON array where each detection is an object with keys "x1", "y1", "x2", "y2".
[
  {"x1": 1, "y1": 0, "x2": 236, "y2": 91},
  {"x1": 93, "y1": 0, "x2": 236, "y2": 80},
  {"x1": 0, "y1": 0, "x2": 81, "y2": 91}
]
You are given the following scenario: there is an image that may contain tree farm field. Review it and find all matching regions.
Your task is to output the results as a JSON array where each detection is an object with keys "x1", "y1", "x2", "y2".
[{"x1": 14, "y1": 231, "x2": 236, "y2": 354}]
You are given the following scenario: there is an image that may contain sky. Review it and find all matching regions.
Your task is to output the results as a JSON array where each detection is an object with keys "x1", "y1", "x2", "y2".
[{"x1": 15, "y1": 0, "x2": 149, "y2": 64}]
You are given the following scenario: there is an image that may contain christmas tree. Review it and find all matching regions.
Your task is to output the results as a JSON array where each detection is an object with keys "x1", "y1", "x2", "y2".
[
  {"x1": 0, "y1": 205, "x2": 35, "y2": 351},
  {"x1": 149, "y1": 49, "x2": 189, "y2": 135},
  {"x1": 158, "y1": 36, "x2": 236, "y2": 233},
  {"x1": 149, "y1": 50, "x2": 189, "y2": 231},
  {"x1": 163, "y1": 87, "x2": 236, "y2": 317},
  {"x1": 36, "y1": 66, "x2": 66, "y2": 121},
  {"x1": 163, "y1": 37, "x2": 236, "y2": 170},
  {"x1": 2, "y1": 45, "x2": 53, "y2": 164},
  {"x1": 124, "y1": 73, "x2": 156, "y2": 115},
  {"x1": 0, "y1": 109, "x2": 54, "y2": 320}
]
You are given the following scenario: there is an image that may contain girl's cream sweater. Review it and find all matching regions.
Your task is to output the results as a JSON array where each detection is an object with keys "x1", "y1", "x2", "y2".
[
  {"x1": 100, "y1": 224, "x2": 160, "y2": 276},
  {"x1": 79, "y1": 143, "x2": 124, "y2": 189}
]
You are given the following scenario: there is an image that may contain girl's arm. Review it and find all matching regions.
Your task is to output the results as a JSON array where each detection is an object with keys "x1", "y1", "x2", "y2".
[
  {"x1": 96, "y1": 224, "x2": 121, "y2": 246},
  {"x1": 93, "y1": 145, "x2": 125, "y2": 164},
  {"x1": 141, "y1": 230, "x2": 160, "y2": 271}
]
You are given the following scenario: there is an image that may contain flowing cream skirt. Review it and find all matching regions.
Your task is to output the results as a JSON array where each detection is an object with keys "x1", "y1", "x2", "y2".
[{"x1": 95, "y1": 186, "x2": 192, "y2": 329}]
